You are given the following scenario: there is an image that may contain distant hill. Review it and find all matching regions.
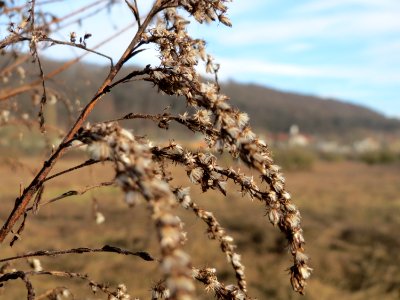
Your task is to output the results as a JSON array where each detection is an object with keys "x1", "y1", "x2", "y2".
[
  {"x1": 2, "y1": 56, "x2": 400, "y2": 139},
  {"x1": 222, "y1": 83, "x2": 400, "y2": 138}
]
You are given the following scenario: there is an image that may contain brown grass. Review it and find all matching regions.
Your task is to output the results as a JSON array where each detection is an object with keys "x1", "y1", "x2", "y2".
[{"x1": 1, "y1": 157, "x2": 400, "y2": 299}]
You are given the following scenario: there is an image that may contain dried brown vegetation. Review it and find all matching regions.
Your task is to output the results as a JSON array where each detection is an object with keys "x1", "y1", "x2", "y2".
[
  {"x1": 0, "y1": 1, "x2": 311, "y2": 299},
  {"x1": 1, "y1": 160, "x2": 400, "y2": 299}
]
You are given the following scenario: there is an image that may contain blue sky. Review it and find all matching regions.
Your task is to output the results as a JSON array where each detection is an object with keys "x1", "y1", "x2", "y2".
[{"x1": 12, "y1": 0, "x2": 400, "y2": 118}]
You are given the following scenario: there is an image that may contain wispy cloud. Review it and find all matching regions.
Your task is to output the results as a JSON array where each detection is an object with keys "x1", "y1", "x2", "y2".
[
  {"x1": 284, "y1": 43, "x2": 314, "y2": 53},
  {"x1": 215, "y1": 58, "x2": 400, "y2": 85},
  {"x1": 364, "y1": 41, "x2": 400, "y2": 60},
  {"x1": 216, "y1": 58, "x2": 322, "y2": 78},
  {"x1": 212, "y1": 10, "x2": 400, "y2": 45},
  {"x1": 294, "y1": 0, "x2": 400, "y2": 14},
  {"x1": 226, "y1": 0, "x2": 268, "y2": 17}
]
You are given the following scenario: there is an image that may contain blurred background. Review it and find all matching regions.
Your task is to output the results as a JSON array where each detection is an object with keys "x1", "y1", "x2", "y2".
[{"x1": 1, "y1": 1, "x2": 400, "y2": 299}]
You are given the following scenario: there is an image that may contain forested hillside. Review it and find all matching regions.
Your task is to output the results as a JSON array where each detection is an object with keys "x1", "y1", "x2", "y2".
[{"x1": 2, "y1": 57, "x2": 399, "y2": 138}]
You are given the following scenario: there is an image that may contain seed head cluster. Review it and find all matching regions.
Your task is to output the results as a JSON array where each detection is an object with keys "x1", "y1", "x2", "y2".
[
  {"x1": 0, "y1": 0, "x2": 311, "y2": 298},
  {"x1": 141, "y1": 4, "x2": 312, "y2": 293},
  {"x1": 76, "y1": 123, "x2": 195, "y2": 299}
]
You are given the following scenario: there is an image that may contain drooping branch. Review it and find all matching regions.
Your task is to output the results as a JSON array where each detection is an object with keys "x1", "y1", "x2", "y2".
[
  {"x1": 0, "y1": 245, "x2": 155, "y2": 264},
  {"x1": 0, "y1": 269, "x2": 129, "y2": 299},
  {"x1": 27, "y1": 181, "x2": 114, "y2": 210},
  {"x1": 174, "y1": 187, "x2": 247, "y2": 295},
  {"x1": 43, "y1": 159, "x2": 104, "y2": 182}
]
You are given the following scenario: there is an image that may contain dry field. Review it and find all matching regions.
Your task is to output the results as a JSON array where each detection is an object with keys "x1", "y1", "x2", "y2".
[{"x1": 0, "y1": 155, "x2": 400, "y2": 299}]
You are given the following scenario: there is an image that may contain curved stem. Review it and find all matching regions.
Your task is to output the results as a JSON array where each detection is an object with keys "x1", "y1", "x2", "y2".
[{"x1": 0, "y1": 245, "x2": 155, "y2": 263}]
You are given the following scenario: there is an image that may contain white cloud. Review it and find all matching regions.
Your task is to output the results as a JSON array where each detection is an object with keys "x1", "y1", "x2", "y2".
[
  {"x1": 212, "y1": 17, "x2": 332, "y2": 44},
  {"x1": 216, "y1": 58, "x2": 323, "y2": 78},
  {"x1": 284, "y1": 43, "x2": 313, "y2": 53},
  {"x1": 214, "y1": 57, "x2": 400, "y2": 85},
  {"x1": 226, "y1": 0, "x2": 269, "y2": 17},
  {"x1": 201, "y1": 0, "x2": 400, "y2": 47},
  {"x1": 365, "y1": 41, "x2": 400, "y2": 58},
  {"x1": 213, "y1": 10, "x2": 400, "y2": 46},
  {"x1": 294, "y1": 0, "x2": 400, "y2": 13}
]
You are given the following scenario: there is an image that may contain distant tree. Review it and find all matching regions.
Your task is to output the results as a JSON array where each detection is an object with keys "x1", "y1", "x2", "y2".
[{"x1": 0, "y1": 1, "x2": 311, "y2": 299}]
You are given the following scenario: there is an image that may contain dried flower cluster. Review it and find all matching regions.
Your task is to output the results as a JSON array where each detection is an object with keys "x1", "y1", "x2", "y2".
[
  {"x1": 142, "y1": 5, "x2": 312, "y2": 293},
  {"x1": 193, "y1": 267, "x2": 246, "y2": 300},
  {"x1": 76, "y1": 122, "x2": 195, "y2": 299},
  {"x1": 0, "y1": 0, "x2": 311, "y2": 299},
  {"x1": 174, "y1": 187, "x2": 246, "y2": 295}
]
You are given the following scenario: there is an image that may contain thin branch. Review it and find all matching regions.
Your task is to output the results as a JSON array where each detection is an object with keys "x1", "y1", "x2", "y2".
[
  {"x1": 0, "y1": 271, "x2": 35, "y2": 299},
  {"x1": 107, "y1": 65, "x2": 152, "y2": 88},
  {"x1": 0, "y1": 245, "x2": 155, "y2": 263},
  {"x1": 125, "y1": 0, "x2": 141, "y2": 27},
  {"x1": 0, "y1": 23, "x2": 133, "y2": 101},
  {"x1": 33, "y1": 49, "x2": 48, "y2": 131},
  {"x1": 0, "y1": 270, "x2": 117, "y2": 298},
  {"x1": 44, "y1": 159, "x2": 104, "y2": 182},
  {"x1": 32, "y1": 185, "x2": 45, "y2": 215},
  {"x1": 9, "y1": 181, "x2": 113, "y2": 247},
  {"x1": 9, "y1": 212, "x2": 28, "y2": 247},
  {"x1": 44, "y1": 37, "x2": 114, "y2": 66},
  {"x1": 0, "y1": 0, "x2": 110, "y2": 49},
  {"x1": 27, "y1": 181, "x2": 115, "y2": 210},
  {"x1": 110, "y1": 110, "x2": 220, "y2": 139}
]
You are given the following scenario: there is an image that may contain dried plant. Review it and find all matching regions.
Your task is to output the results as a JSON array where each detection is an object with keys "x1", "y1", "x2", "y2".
[{"x1": 0, "y1": 1, "x2": 311, "y2": 299}]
